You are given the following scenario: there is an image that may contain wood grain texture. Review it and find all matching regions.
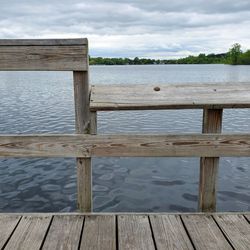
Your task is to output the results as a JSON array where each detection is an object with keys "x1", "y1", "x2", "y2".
[
  {"x1": 0, "y1": 215, "x2": 21, "y2": 249},
  {"x1": 181, "y1": 214, "x2": 232, "y2": 250},
  {"x1": 42, "y1": 215, "x2": 84, "y2": 250},
  {"x1": 77, "y1": 158, "x2": 92, "y2": 212},
  {"x1": 150, "y1": 215, "x2": 193, "y2": 249},
  {"x1": 1, "y1": 133, "x2": 250, "y2": 158},
  {"x1": 80, "y1": 215, "x2": 116, "y2": 250},
  {"x1": 199, "y1": 109, "x2": 223, "y2": 212},
  {"x1": 73, "y1": 71, "x2": 90, "y2": 134},
  {"x1": 0, "y1": 45, "x2": 87, "y2": 71},
  {"x1": 1, "y1": 214, "x2": 249, "y2": 249},
  {"x1": 202, "y1": 109, "x2": 223, "y2": 134},
  {"x1": 214, "y1": 214, "x2": 250, "y2": 250},
  {"x1": 90, "y1": 112, "x2": 97, "y2": 134},
  {"x1": 73, "y1": 71, "x2": 92, "y2": 212},
  {"x1": 4, "y1": 215, "x2": 52, "y2": 250},
  {"x1": 90, "y1": 83, "x2": 250, "y2": 111},
  {"x1": 0, "y1": 38, "x2": 87, "y2": 46},
  {"x1": 118, "y1": 215, "x2": 155, "y2": 250}
]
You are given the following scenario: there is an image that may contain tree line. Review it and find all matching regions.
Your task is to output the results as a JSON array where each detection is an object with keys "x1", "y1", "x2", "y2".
[{"x1": 89, "y1": 44, "x2": 250, "y2": 65}]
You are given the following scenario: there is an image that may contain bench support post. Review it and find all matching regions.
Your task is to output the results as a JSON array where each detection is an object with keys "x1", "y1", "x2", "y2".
[
  {"x1": 198, "y1": 108, "x2": 223, "y2": 212},
  {"x1": 73, "y1": 71, "x2": 95, "y2": 212}
]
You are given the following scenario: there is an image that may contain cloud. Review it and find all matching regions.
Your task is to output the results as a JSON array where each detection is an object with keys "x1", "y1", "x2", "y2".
[{"x1": 0, "y1": 0, "x2": 249, "y2": 58}]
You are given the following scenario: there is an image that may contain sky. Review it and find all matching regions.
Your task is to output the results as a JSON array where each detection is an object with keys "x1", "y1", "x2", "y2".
[{"x1": 0, "y1": 0, "x2": 250, "y2": 58}]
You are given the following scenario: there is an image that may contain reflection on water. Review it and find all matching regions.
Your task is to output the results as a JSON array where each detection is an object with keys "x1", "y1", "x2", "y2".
[{"x1": 0, "y1": 64, "x2": 250, "y2": 212}]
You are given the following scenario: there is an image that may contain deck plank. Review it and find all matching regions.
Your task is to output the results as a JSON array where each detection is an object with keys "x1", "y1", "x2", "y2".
[
  {"x1": 0, "y1": 213, "x2": 249, "y2": 249},
  {"x1": 244, "y1": 214, "x2": 250, "y2": 223},
  {"x1": 4, "y1": 215, "x2": 51, "y2": 250},
  {"x1": 42, "y1": 215, "x2": 84, "y2": 250},
  {"x1": 0, "y1": 215, "x2": 21, "y2": 248},
  {"x1": 90, "y1": 83, "x2": 250, "y2": 111},
  {"x1": 181, "y1": 214, "x2": 232, "y2": 250},
  {"x1": 214, "y1": 214, "x2": 250, "y2": 250},
  {"x1": 118, "y1": 215, "x2": 155, "y2": 250},
  {"x1": 150, "y1": 214, "x2": 194, "y2": 249},
  {"x1": 80, "y1": 215, "x2": 116, "y2": 250}
]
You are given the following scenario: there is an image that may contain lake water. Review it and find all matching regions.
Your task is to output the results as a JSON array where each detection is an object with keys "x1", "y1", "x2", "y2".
[{"x1": 0, "y1": 64, "x2": 250, "y2": 212}]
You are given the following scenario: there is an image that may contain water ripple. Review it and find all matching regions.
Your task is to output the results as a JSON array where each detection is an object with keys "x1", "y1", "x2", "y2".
[{"x1": 0, "y1": 65, "x2": 250, "y2": 212}]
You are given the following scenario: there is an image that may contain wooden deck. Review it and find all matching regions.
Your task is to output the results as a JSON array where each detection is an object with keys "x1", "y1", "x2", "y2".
[{"x1": 0, "y1": 213, "x2": 249, "y2": 249}]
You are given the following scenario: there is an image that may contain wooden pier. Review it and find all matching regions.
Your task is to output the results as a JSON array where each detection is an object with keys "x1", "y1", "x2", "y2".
[
  {"x1": 1, "y1": 213, "x2": 250, "y2": 249},
  {"x1": 0, "y1": 38, "x2": 250, "y2": 249}
]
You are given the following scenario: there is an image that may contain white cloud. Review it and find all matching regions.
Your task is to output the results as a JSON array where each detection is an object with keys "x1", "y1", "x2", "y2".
[{"x1": 0, "y1": 0, "x2": 249, "y2": 58}]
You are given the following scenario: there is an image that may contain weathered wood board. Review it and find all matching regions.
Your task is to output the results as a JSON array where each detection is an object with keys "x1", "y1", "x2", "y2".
[
  {"x1": 0, "y1": 213, "x2": 249, "y2": 249},
  {"x1": 0, "y1": 39, "x2": 88, "y2": 71},
  {"x1": 214, "y1": 214, "x2": 250, "y2": 250},
  {"x1": 199, "y1": 109, "x2": 223, "y2": 212},
  {"x1": 150, "y1": 215, "x2": 193, "y2": 249},
  {"x1": 90, "y1": 83, "x2": 250, "y2": 110},
  {"x1": 80, "y1": 215, "x2": 116, "y2": 250},
  {"x1": 1, "y1": 133, "x2": 250, "y2": 158},
  {"x1": 4, "y1": 215, "x2": 51, "y2": 250},
  {"x1": 73, "y1": 71, "x2": 93, "y2": 212},
  {"x1": 42, "y1": 215, "x2": 84, "y2": 250},
  {"x1": 182, "y1": 214, "x2": 232, "y2": 249},
  {"x1": 0, "y1": 215, "x2": 21, "y2": 249},
  {"x1": 118, "y1": 215, "x2": 155, "y2": 250}
]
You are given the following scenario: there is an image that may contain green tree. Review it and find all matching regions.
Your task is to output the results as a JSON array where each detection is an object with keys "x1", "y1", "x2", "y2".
[
  {"x1": 229, "y1": 43, "x2": 242, "y2": 65},
  {"x1": 239, "y1": 50, "x2": 250, "y2": 65},
  {"x1": 133, "y1": 57, "x2": 140, "y2": 64}
]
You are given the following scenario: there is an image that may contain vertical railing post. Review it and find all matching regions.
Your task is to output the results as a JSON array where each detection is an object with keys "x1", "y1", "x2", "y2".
[
  {"x1": 90, "y1": 111, "x2": 97, "y2": 135},
  {"x1": 73, "y1": 69, "x2": 93, "y2": 212},
  {"x1": 198, "y1": 108, "x2": 223, "y2": 212}
]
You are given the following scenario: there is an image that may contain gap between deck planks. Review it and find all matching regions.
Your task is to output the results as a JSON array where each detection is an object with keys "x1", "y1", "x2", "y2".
[{"x1": 0, "y1": 213, "x2": 249, "y2": 250}]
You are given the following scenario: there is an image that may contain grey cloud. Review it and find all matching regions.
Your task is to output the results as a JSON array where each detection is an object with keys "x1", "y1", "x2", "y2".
[
  {"x1": 0, "y1": 0, "x2": 249, "y2": 57},
  {"x1": 1, "y1": 1, "x2": 249, "y2": 34},
  {"x1": 108, "y1": 0, "x2": 250, "y2": 14}
]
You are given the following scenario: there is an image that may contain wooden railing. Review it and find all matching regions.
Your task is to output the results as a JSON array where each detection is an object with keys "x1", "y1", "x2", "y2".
[{"x1": 0, "y1": 39, "x2": 250, "y2": 213}]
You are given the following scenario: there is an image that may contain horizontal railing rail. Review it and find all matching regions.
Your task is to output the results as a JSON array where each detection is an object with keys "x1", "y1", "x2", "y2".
[
  {"x1": 0, "y1": 38, "x2": 88, "y2": 71},
  {"x1": 1, "y1": 133, "x2": 250, "y2": 158}
]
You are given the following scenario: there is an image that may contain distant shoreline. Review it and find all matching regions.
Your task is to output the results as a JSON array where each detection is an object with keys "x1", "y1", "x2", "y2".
[
  {"x1": 89, "y1": 53, "x2": 227, "y2": 65},
  {"x1": 90, "y1": 62, "x2": 250, "y2": 66},
  {"x1": 90, "y1": 44, "x2": 250, "y2": 65}
]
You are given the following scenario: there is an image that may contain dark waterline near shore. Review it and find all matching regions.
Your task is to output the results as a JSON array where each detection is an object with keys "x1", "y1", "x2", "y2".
[{"x1": 0, "y1": 64, "x2": 250, "y2": 212}]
